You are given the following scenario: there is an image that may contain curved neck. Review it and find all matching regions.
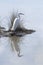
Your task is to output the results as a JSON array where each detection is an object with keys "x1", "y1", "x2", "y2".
[{"x1": 11, "y1": 18, "x2": 18, "y2": 31}]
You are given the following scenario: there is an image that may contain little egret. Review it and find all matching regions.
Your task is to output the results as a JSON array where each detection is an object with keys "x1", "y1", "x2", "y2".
[
  {"x1": 11, "y1": 13, "x2": 24, "y2": 31},
  {"x1": 10, "y1": 13, "x2": 35, "y2": 37}
]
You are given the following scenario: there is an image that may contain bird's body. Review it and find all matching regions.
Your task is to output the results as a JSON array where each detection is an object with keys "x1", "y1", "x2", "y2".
[{"x1": 11, "y1": 17, "x2": 20, "y2": 31}]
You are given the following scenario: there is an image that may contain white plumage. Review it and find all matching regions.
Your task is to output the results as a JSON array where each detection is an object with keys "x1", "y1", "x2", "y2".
[
  {"x1": 11, "y1": 13, "x2": 24, "y2": 31},
  {"x1": 11, "y1": 18, "x2": 20, "y2": 31}
]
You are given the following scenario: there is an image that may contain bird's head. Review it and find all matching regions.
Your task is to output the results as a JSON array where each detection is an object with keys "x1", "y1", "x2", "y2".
[{"x1": 18, "y1": 13, "x2": 24, "y2": 18}]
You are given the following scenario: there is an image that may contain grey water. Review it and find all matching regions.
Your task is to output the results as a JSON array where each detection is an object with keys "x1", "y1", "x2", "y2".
[{"x1": 0, "y1": 0, "x2": 43, "y2": 65}]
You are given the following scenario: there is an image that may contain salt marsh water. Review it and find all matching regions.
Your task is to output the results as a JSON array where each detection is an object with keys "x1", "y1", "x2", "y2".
[{"x1": 0, "y1": 0, "x2": 43, "y2": 65}]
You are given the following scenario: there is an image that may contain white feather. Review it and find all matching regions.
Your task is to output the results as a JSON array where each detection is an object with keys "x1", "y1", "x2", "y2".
[{"x1": 11, "y1": 13, "x2": 24, "y2": 31}]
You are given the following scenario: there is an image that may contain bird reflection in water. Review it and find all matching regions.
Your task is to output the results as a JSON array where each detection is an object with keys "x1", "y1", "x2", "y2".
[{"x1": 9, "y1": 36, "x2": 23, "y2": 57}]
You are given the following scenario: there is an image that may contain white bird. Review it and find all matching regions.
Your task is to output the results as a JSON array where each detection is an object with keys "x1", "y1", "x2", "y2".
[
  {"x1": 11, "y1": 13, "x2": 24, "y2": 31},
  {"x1": 10, "y1": 13, "x2": 35, "y2": 37}
]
